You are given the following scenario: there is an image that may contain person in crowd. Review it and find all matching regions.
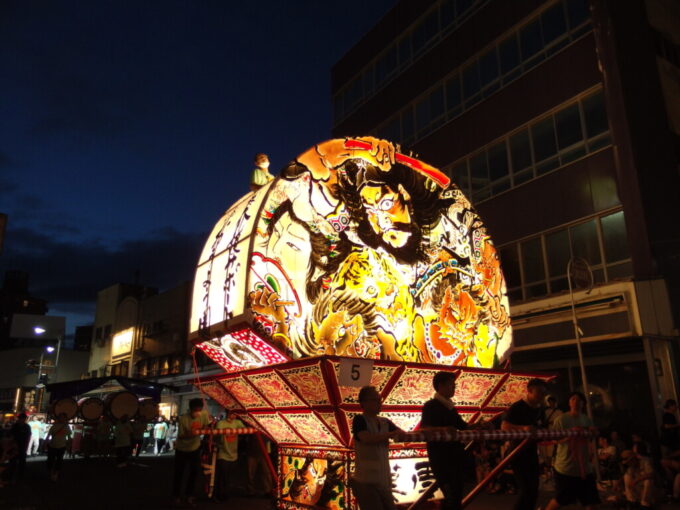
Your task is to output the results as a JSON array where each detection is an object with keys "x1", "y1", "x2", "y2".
[
  {"x1": 597, "y1": 433, "x2": 619, "y2": 481},
  {"x1": 421, "y1": 371, "x2": 477, "y2": 510},
  {"x1": 350, "y1": 385, "x2": 403, "y2": 510},
  {"x1": 544, "y1": 396, "x2": 563, "y2": 428},
  {"x1": 27, "y1": 416, "x2": 41, "y2": 456},
  {"x1": 172, "y1": 398, "x2": 210, "y2": 507},
  {"x1": 131, "y1": 418, "x2": 146, "y2": 457},
  {"x1": 47, "y1": 413, "x2": 72, "y2": 482},
  {"x1": 541, "y1": 395, "x2": 563, "y2": 477},
  {"x1": 621, "y1": 448, "x2": 654, "y2": 509},
  {"x1": 8, "y1": 413, "x2": 31, "y2": 484},
  {"x1": 113, "y1": 415, "x2": 133, "y2": 468},
  {"x1": 154, "y1": 416, "x2": 169, "y2": 455},
  {"x1": 167, "y1": 416, "x2": 178, "y2": 452},
  {"x1": 39, "y1": 417, "x2": 50, "y2": 454},
  {"x1": 95, "y1": 416, "x2": 112, "y2": 457},
  {"x1": 610, "y1": 429, "x2": 627, "y2": 458},
  {"x1": 544, "y1": 392, "x2": 599, "y2": 510},
  {"x1": 631, "y1": 431, "x2": 652, "y2": 458},
  {"x1": 597, "y1": 433, "x2": 623, "y2": 502},
  {"x1": 142, "y1": 421, "x2": 154, "y2": 454},
  {"x1": 501, "y1": 378, "x2": 548, "y2": 510},
  {"x1": 213, "y1": 410, "x2": 245, "y2": 503}
]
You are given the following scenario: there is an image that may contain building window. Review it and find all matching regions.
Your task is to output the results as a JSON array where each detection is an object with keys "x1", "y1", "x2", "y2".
[
  {"x1": 501, "y1": 210, "x2": 633, "y2": 303},
  {"x1": 450, "y1": 89, "x2": 610, "y2": 201},
  {"x1": 370, "y1": 0, "x2": 593, "y2": 143}
]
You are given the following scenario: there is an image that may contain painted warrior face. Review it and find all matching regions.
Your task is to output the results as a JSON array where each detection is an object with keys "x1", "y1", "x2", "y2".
[{"x1": 359, "y1": 183, "x2": 413, "y2": 248}]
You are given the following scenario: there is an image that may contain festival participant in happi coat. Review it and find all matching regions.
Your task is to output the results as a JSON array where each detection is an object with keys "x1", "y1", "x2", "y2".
[{"x1": 350, "y1": 385, "x2": 403, "y2": 510}]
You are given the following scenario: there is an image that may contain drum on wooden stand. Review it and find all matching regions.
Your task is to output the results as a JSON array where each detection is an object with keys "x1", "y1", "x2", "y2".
[
  {"x1": 51, "y1": 397, "x2": 78, "y2": 420},
  {"x1": 104, "y1": 391, "x2": 139, "y2": 420},
  {"x1": 78, "y1": 397, "x2": 104, "y2": 421},
  {"x1": 137, "y1": 399, "x2": 159, "y2": 422}
]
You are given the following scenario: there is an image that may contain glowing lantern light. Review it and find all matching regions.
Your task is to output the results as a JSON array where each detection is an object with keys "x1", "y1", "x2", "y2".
[{"x1": 190, "y1": 138, "x2": 529, "y2": 509}]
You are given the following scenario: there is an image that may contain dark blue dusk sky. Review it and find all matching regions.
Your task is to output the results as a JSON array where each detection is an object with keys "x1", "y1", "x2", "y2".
[{"x1": 0, "y1": 0, "x2": 395, "y2": 333}]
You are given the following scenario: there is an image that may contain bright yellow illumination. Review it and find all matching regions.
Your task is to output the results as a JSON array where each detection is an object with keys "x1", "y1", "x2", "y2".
[
  {"x1": 191, "y1": 138, "x2": 513, "y2": 368},
  {"x1": 111, "y1": 328, "x2": 134, "y2": 357}
]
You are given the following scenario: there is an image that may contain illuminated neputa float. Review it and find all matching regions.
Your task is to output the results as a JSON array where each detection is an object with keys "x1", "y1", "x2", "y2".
[{"x1": 191, "y1": 138, "x2": 537, "y2": 509}]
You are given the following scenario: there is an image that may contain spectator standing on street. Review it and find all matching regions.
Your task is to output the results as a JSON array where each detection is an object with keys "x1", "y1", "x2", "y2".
[
  {"x1": 154, "y1": 417, "x2": 169, "y2": 455},
  {"x1": 113, "y1": 415, "x2": 133, "y2": 468},
  {"x1": 172, "y1": 398, "x2": 210, "y2": 507},
  {"x1": 421, "y1": 371, "x2": 473, "y2": 510},
  {"x1": 501, "y1": 378, "x2": 548, "y2": 510},
  {"x1": 544, "y1": 392, "x2": 599, "y2": 510},
  {"x1": 167, "y1": 416, "x2": 178, "y2": 452},
  {"x1": 95, "y1": 417, "x2": 112, "y2": 457},
  {"x1": 39, "y1": 418, "x2": 50, "y2": 453},
  {"x1": 27, "y1": 416, "x2": 41, "y2": 456},
  {"x1": 350, "y1": 385, "x2": 403, "y2": 510},
  {"x1": 131, "y1": 418, "x2": 146, "y2": 457},
  {"x1": 47, "y1": 413, "x2": 72, "y2": 481},
  {"x1": 8, "y1": 413, "x2": 31, "y2": 484},
  {"x1": 213, "y1": 410, "x2": 245, "y2": 503}
]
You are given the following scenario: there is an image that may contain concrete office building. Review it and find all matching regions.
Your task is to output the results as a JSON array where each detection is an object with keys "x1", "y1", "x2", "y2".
[{"x1": 332, "y1": 0, "x2": 680, "y2": 437}]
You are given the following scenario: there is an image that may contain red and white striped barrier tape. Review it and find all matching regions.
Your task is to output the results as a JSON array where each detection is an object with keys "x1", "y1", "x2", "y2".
[
  {"x1": 394, "y1": 427, "x2": 597, "y2": 443},
  {"x1": 192, "y1": 427, "x2": 259, "y2": 436}
]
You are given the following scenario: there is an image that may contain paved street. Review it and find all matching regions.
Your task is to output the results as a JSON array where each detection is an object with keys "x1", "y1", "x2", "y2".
[{"x1": 3, "y1": 453, "x2": 680, "y2": 510}]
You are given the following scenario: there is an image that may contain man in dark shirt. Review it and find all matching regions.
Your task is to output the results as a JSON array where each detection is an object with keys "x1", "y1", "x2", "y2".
[
  {"x1": 501, "y1": 378, "x2": 548, "y2": 510},
  {"x1": 421, "y1": 371, "x2": 470, "y2": 510},
  {"x1": 9, "y1": 413, "x2": 31, "y2": 483}
]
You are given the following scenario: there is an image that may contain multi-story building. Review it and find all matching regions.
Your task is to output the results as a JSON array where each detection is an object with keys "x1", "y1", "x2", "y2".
[
  {"x1": 0, "y1": 270, "x2": 89, "y2": 412},
  {"x1": 332, "y1": 0, "x2": 680, "y2": 437},
  {"x1": 86, "y1": 281, "x2": 218, "y2": 418}
]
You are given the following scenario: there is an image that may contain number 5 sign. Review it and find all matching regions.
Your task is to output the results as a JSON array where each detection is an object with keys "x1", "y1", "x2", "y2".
[{"x1": 338, "y1": 357, "x2": 373, "y2": 388}]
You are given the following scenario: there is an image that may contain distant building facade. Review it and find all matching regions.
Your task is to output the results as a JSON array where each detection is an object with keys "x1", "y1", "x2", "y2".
[
  {"x1": 86, "y1": 281, "x2": 216, "y2": 418},
  {"x1": 332, "y1": 0, "x2": 680, "y2": 437}
]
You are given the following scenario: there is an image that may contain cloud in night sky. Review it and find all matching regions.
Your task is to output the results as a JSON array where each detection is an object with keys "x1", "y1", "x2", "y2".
[
  {"x1": 0, "y1": 0, "x2": 396, "y2": 331},
  {"x1": 2, "y1": 225, "x2": 203, "y2": 307}
]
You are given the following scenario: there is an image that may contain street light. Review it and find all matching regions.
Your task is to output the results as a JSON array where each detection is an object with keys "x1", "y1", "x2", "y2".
[{"x1": 33, "y1": 326, "x2": 62, "y2": 383}]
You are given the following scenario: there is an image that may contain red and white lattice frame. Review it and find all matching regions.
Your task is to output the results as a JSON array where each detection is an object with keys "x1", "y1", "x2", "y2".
[{"x1": 195, "y1": 355, "x2": 553, "y2": 448}]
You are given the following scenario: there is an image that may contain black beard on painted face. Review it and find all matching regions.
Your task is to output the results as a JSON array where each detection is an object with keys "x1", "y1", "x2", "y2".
[{"x1": 359, "y1": 214, "x2": 424, "y2": 265}]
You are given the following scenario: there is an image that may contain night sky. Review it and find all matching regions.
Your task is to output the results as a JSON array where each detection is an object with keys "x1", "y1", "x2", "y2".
[{"x1": 0, "y1": 0, "x2": 395, "y2": 334}]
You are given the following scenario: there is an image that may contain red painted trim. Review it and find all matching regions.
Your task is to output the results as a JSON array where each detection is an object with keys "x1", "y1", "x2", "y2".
[
  {"x1": 342, "y1": 139, "x2": 451, "y2": 188},
  {"x1": 379, "y1": 363, "x2": 406, "y2": 400},
  {"x1": 479, "y1": 372, "x2": 510, "y2": 410}
]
